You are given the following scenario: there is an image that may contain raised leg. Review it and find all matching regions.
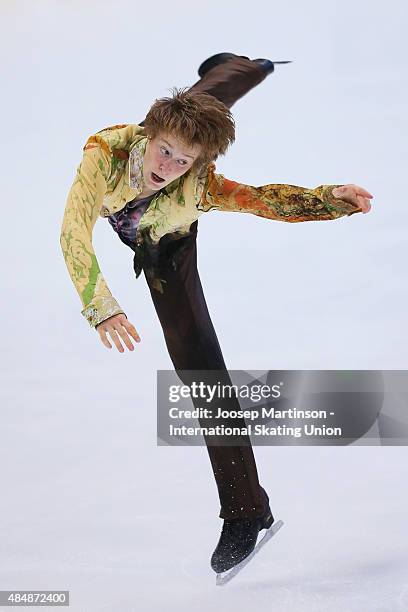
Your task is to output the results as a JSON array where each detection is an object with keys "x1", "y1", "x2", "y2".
[
  {"x1": 139, "y1": 54, "x2": 273, "y2": 126},
  {"x1": 188, "y1": 55, "x2": 269, "y2": 108}
]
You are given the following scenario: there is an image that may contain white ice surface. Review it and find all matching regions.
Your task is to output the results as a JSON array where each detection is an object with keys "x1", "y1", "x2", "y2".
[{"x1": 1, "y1": 0, "x2": 407, "y2": 610}]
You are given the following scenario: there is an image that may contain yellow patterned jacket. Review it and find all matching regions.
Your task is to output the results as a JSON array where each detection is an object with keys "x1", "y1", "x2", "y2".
[{"x1": 60, "y1": 124, "x2": 360, "y2": 329}]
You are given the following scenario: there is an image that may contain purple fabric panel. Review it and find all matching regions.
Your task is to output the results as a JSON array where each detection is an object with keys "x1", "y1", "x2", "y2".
[{"x1": 107, "y1": 194, "x2": 155, "y2": 249}]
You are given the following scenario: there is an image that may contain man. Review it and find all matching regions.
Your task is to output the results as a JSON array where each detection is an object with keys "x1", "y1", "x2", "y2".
[{"x1": 60, "y1": 53, "x2": 373, "y2": 574}]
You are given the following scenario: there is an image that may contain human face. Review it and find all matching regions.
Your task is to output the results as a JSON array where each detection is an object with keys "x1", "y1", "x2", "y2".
[{"x1": 142, "y1": 132, "x2": 202, "y2": 193}]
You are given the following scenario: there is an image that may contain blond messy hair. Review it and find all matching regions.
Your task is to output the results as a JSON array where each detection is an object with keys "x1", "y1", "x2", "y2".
[{"x1": 143, "y1": 87, "x2": 236, "y2": 170}]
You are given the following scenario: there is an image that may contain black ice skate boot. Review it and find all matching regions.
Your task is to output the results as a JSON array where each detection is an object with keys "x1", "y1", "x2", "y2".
[
  {"x1": 198, "y1": 52, "x2": 292, "y2": 78},
  {"x1": 210, "y1": 490, "x2": 274, "y2": 574}
]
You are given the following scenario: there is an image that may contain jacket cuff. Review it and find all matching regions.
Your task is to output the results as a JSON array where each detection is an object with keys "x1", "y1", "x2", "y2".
[
  {"x1": 81, "y1": 296, "x2": 126, "y2": 329},
  {"x1": 321, "y1": 184, "x2": 361, "y2": 217}
]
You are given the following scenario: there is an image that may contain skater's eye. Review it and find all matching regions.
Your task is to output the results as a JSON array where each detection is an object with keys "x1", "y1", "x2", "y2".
[{"x1": 160, "y1": 146, "x2": 188, "y2": 166}]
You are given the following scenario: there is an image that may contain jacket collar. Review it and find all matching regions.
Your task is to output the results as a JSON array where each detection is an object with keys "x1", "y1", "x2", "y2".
[{"x1": 128, "y1": 137, "x2": 147, "y2": 193}]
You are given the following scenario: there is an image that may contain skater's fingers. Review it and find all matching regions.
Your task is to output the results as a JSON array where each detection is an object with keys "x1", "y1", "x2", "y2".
[
  {"x1": 96, "y1": 326, "x2": 123, "y2": 352},
  {"x1": 121, "y1": 319, "x2": 141, "y2": 344},
  {"x1": 96, "y1": 313, "x2": 131, "y2": 351},
  {"x1": 333, "y1": 184, "x2": 374, "y2": 201},
  {"x1": 357, "y1": 194, "x2": 371, "y2": 214},
  {"x1": 353, "y1": 184, "x2": 374, "y2": 198},
  {"x1": 113, "y1": 324, "x2": 136, "y2": 352},
  {"x1": 98, "y1": 330, "x2": 113, "y2": 350},
  {"x1": 105, "y1": 328, "x2": 125, "y2": 353}
]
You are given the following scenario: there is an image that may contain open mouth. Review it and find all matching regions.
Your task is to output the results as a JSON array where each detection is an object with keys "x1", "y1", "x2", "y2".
[{"x1": 151, "y1": 172, "x2": 165, "y2": 184}]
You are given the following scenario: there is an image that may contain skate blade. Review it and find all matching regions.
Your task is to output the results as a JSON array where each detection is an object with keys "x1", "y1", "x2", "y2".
[{"x1": 215, "y1": 519, "x2": 284, "y2": 586}]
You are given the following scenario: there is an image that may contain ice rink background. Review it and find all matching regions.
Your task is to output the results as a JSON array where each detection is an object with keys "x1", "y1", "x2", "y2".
[{"x1": 1, "y1": 0, "x2": 407, "y2": 610}]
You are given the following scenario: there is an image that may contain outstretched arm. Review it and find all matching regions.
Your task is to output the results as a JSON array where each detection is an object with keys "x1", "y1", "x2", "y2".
[
  {"x1": 60, "y1": 144, "x2": 125, "y2": 328},
  {"x1": 198, "y1": 166, "x2": 373, "y2": 220},
  {"x1": 60, "y1": 143, "x2": 141, "y2": 351}
]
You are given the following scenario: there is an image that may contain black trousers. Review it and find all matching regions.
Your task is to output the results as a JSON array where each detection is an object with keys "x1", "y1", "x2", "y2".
[{"x1": 142, "y1": 57, "x2": 270, "y2": 520}]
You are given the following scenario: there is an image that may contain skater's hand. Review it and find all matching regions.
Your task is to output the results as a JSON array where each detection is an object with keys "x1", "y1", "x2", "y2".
[
  {"x1": 332, "y1": 184, "x2": 373, "y2": 214},
  {"x1": 96, "y1": 313, "x2": 141, "y2": 352}
]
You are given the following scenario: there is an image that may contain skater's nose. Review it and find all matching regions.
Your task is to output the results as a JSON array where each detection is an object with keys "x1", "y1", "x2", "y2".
[{"x1": 159, "y1": 160, "x2": 175, "y2": 177}]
